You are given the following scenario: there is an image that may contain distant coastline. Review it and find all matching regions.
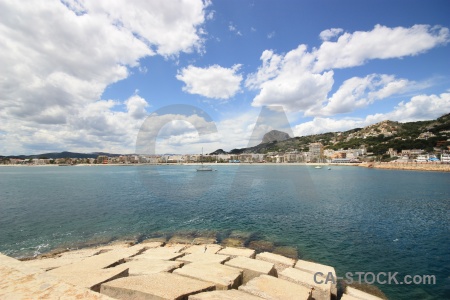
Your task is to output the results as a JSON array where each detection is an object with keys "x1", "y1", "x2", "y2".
[{"x1": 1, "y1": 162, "x2": 450, "y2": 172}]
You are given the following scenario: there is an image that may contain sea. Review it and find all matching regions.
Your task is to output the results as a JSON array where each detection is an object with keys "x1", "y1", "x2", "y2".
[{"x1": 0, "y1": 165, "x2": 448, "y2": 299}]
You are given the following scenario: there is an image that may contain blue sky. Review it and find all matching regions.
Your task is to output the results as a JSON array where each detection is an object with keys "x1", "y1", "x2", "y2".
[{"x1": 1, "y1": 0, "x2": 449, "y2": 155}]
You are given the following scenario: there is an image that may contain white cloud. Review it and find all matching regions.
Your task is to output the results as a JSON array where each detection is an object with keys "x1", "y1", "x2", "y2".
[
  {"x1": 77, "y1": 0, "x2": 209, "y2": 56},
  {"x1": 0, "y1": 0, "x2": 208, "y2": 154},
  {"x1": 319, "y1": 28, "x2": 343, "y2": 41},
  {"x1": 294, "y1": 93, "x2": 450, "y2": 136},
  {"x1": 176, "y1": 64, "x2": 243, "y2": 99},
  {"x1": 386, "y1": 92, "x2": 450, "y2": 122},
  {"x1": 247, "y1": 24, "x2": 449, "y2": 115},
  {"x1": 228, "y1": 22, "x2": 242, "y2": 36},
  {"x1": 126, "y1": 94, "x2": 150, "y2": 119},
  {"x1": 246, "y1": 45, "x2": 334, "y2": 111},
  {"x1": 309, "y1": 74, "x2": 410, "y2": 116},
  {"x1": 314, "y1": 24, "x2": 449, "y2": 72}
]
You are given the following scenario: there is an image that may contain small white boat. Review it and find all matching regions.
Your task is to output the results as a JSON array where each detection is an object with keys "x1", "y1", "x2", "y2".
[
  {"x1": 197, "y1": 148, "x2": 213, "y2": 172},
  {"x1": 314, "y1": 166, "x2": 322, "y2": 169},
  {"x1": 328, "y1": 167, "x2": 331, "y2": 170}
]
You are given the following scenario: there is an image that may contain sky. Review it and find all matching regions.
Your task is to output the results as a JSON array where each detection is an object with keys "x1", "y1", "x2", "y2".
[{"x1": 1, "y1": 0, "x2": 450, "y2": 155}]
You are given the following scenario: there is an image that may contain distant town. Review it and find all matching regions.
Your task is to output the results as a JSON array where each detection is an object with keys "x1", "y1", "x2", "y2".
[
  {"x1": 1, "y1": 141, "x2": 449, "y2": 166},
  {"x1": 2, "y1": 114, "x2": 450, "y2": 166}
]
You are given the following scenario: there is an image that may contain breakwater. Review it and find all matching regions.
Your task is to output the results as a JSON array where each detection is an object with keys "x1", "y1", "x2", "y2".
[
  {"x1": 0, "y1": 241, "x2": 386, "y2": 300},
  {"x1": 360, "y1": 162, "x2": 450, "y2": 172}
]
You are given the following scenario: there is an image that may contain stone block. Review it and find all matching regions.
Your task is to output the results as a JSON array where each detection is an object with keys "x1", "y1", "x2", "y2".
[
  {"x1": 225, "y1": 256, "x2": 276, "y2": 284},
  {"x1": 174, "y1": 262, "x2": 242, "y2": 290},
  {"x1": 183, "y1": 244, "x2": 222, "y2": 254},
  {"x1": 0, "y1": 259, "x2": 113, "y2": 299},
  {"x1": 217, "y1": 247, "x2": 255, "y2": 258},
  {"x1": 136, "y1": 247, "x2": 186, "y2": 261},
  {"x1": 177, "y1": 253, "x2": 230, "y2": 264},
  {"x1": 47, "y1": 265, "x2": 129, "y2": 292},
  {"x1": 100, "y1": 272, "x2": 215, "y2": 300},
  {"x1": 189, "y1": 289, "x2": 264, "y2": 300},
  {"x1": 279, "y1": 267, "x2": 331, "y2": 300},
  {"x1": 122, "y1": 258, "x2": 183, "y2": 276},
  {"x1": 255, "y1": 252, "x2": 295, "y2": 274},
  {"x1": 238, "y1": 275, "x2": 312, "y2": 299},
  {"x1": 345, "y1": 287, "x2": 385, "y2": 300},
  {"x1": 294, "y1": 259, "x2": 337, "y2": 297}
]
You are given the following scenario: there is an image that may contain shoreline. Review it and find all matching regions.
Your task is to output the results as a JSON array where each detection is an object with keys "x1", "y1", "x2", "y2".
[{"x1": 1, "y1": 161, "x2": 450, "y2": 172}]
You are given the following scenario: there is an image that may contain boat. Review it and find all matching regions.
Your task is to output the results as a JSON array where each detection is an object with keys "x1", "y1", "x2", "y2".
[
  {"x1": 314, "y1": 166, "x2": 322, "y2": 169},
  {"x1": 328, "y1": 167, "x2": 331, "y2": 170},
  {"x1": 197, "y1": 148, "x2": 213, "y2": 172}
]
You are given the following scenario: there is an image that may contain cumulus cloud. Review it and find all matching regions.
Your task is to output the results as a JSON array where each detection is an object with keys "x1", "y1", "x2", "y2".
[
  {"x1": 246, "y1": 45, "x2": 334, "y2": 111},
  {"x1": 176, "y1": 64, "x2": 243, "y2": 99},
  {"x1": 309, "y1": 74, "x2": 410, "y2": 116},
  {"x1": 126, "y1": 95, "x2": 150, "y2": 119},
  {"x1": 0, "y1": 0, "x2": 208, "y2": 154},
  {"x1": 247, "y1": 24, "x2": 449, "y2": 115},
  {"x1": 314, "y1": 24, "x2": 449, "y2": 72},
  {"x1": 319, "y1": 28, "x2": 343, "y2": 41}
]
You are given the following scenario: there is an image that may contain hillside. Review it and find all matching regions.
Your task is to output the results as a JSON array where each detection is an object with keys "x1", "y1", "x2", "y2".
[{"x1": 213, "y1": 113, "x2": 450, "y2": 155}]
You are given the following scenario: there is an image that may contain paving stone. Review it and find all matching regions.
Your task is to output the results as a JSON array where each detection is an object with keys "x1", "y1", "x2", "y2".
[
  {"x1": 174, "y1": 262, "x2": 243, "y2": 290},
  {"x1": 100, "y1": 272, "x2": 215, "y2": 300},
  {"x1": 345, "y1": 287, "x2": 385, "y2": 300},
  {"x1": 217, "y1": 247, "x2": 255, "y2": 258},
  {"x1": 47, "y1": 265, "x2": 129, "y2": 292},
  {"x1": 122, "y1": 258, "x2": 183, "y2": 276},
  {"x1": 183, "y1": 244, "x2": 222, "y2": 254},
  {"x1": 225, "y1": 256, "x2": 276, "y2": 284},
  {"x1": 238, "y1": 274, "x2": 312, "y2": 300},
  {"x1": 279, "y1": 267, "x2": 331, "y2": 300},
  {"x1": 294, "y1": 259, "x2": 337, "y2": 297},
  {"x1": 189, "y1": 289, "x2": 264, "y2": 300},
  {"x1": 255, "y1": 252, "x2": 295, "y2": 274},
  {"x1": 177, "y1": 253, "x2": 230, "y2": 264}
]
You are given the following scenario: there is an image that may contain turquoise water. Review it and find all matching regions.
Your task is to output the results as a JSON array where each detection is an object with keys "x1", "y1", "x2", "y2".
[{"x1": 0, "y1": 165, "x2": 448, "y2": 299}]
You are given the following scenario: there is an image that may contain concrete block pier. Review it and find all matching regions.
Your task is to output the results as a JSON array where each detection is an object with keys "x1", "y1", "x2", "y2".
[{"x1": 0, "y1": 242, "x2": 387, "y2": 300}]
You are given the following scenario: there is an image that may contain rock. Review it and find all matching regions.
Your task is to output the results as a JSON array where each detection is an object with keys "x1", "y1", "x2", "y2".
[
  {"x1": 221, "y1": 238, "x2": 245, "y2": 248},
  {"x1": 272, "y1": 246, "x2": 298, "y2": 259},
  {"x1": 173, "y1": 262, "x2": 243, "y2": 290},
  {"x1": 225, "y1": 256, "x2": 276, "y2": 284},
  {"x1": 239, "y1": 275, "x2": 311, "y2": 299},
  {"x1": 247, "y1": 240, "x2": 275, "y2": 253},
  {"x1": 261, "y1": 130, "x2": 290, "y2": 144},
  {"x1": 100, "y1": 273, "x2": 215, "y2": 300}
]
